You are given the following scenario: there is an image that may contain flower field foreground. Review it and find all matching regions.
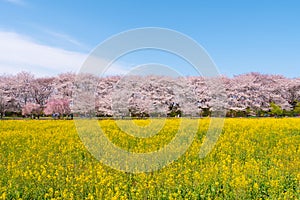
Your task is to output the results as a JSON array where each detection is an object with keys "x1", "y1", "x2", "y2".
[{"x1": 0, "y1": 118, "x2": 299, "y2": 199}]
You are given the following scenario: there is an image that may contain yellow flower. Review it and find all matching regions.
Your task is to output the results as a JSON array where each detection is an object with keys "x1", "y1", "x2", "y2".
[{"x1": 253, "y1": 182, "x2": 259, "y2": 190}]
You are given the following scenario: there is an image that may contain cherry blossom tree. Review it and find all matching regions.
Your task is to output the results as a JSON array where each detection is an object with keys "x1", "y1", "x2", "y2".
[
  {"x1": 52, "y1": 72, "x2": 76, "y2": 99},
  {"x1": 0, "y1": 76, "x2": 9, "y2": 118},
  {"x1": 0, "y1": 89, "x2": 9, "y2": 118},
  {"x1": 0, "y1": 75, "x2": 20, "y2": 117},
  {"x1": 22, "y1": 103, "x2": 41, "y2": 118},
  {"x1": 95, "y1": 76, "x2": 119, "y2": 116},
  {"x1": 44, "y1": 98, "x2": 71, "y2": 118},
  {"x1": 72, "y1": 73, "x2": 98, "y2": 117},
  {"x1": 0, "y1": 71, "x2": 300, "y2": 118},
  {"x1": 223, "y1": 73, "x2": 290, "y2": 116},
  {"x1": 287, "y1": 78, "x2": 300, "y2": 109},
  {"x1": 30, "y1": 77, "x2": 55, "y2": 108},
  {"x1": 13, "y1": 71, "x2": 35, "y2": 107},
  {"x1": 111, "y1": 75, "x2": 199, "y2": 118}
]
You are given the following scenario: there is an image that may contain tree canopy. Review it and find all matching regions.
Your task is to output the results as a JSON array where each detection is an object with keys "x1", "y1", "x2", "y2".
[{"x1": 0, "y1": 71, "x2": 299, "y2": 118}]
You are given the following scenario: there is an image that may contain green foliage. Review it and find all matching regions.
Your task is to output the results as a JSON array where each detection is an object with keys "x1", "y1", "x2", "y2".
[
  {"x1": 294, "y1": 102, "x2": 300, "y2": 115},
  {"x1": 270, "y1": 103, "x2": 283, "y2": 116}
]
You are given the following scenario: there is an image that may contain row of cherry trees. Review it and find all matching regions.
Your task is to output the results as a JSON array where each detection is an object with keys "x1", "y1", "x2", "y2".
[{"x1": 0, "y1": 71, "x2": 299, "y2": 118}]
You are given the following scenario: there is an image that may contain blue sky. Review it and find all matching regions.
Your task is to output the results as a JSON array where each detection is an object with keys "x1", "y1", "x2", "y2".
[{"x1": 0, "y1": 0, "x2": 299, "y2": 77}]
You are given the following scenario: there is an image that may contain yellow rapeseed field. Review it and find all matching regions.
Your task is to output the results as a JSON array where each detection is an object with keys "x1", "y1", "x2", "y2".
[{"x1": 0, "y1": 118, "x2": 299, "y2": 199}]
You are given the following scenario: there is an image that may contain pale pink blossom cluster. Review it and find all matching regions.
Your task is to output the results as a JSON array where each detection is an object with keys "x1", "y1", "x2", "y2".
[{"x1": 0, "y1": 71, "x2": 299, "y2": 118}]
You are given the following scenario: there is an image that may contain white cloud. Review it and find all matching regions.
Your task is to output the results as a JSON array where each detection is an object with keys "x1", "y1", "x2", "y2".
[
  {"x1": 2, "y1": 0, "x2": 25, "y2": 6},
  {"x1": 0, "y1": 31, "x2": 128, "y2": 77},
  {"x1": 42, "y1": 29, "x2": 90, "y2": 51},
  {"x1": 0, "y1": 31, "x2": 87, "y2": 76}
]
